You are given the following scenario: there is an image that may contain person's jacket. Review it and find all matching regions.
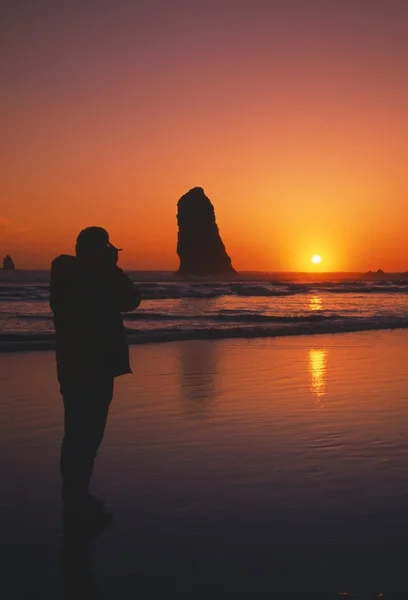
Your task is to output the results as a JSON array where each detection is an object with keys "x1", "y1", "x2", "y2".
[{"x1": 50, "y1": 254, "x2": 141, "y2": 384}]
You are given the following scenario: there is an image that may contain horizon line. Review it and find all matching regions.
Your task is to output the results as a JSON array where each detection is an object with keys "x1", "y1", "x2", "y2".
[{"x1": 3, "y1": 269, "x2": 407, "y2": 275}]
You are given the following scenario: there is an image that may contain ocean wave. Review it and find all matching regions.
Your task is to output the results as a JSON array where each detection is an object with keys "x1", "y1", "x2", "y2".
[
  {"x1": 3, "y1": 279, "x2": 408, "y2": 302},
  {"x1": 0, "y1": 285, "x2": 49, "y2": 302},
  {"x1": 3, "y1": 311, "x2": 345, "y2": 324},
  {"x1": 0, "y1": 309, "x2": 350, "y2": 323},
  {"x1": 230, "y1": 283, "x2": 296, "y2": 297},
  {"x1": 123, "y1": 312, "x2": 342, "y2": 323},
  {"x1": 1, "y1": 316, "x2": 408, "y2": 352},
  {"x1": 4, "y1": 313, "x2": 52, "y2": 320}
]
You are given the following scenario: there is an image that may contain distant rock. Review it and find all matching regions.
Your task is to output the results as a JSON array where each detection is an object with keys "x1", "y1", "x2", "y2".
[
  {"x1": 176, "y1": 187, "x2": 236, "y2": 276},
  {"x1": 362, "y1": 269, "x2": 388, "y2": 281},
  {"x1": 361, "y1": 269, "x2": 408, "y2": 282},
  {"x1": 2, "y1": 255, "x2": 15, "y2": 270}
]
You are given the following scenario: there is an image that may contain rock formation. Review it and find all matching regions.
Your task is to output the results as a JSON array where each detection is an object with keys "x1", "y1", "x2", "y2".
[
  {"x1": 2, "y1": 255, "x2": 15, "y2": 270},
  {"x1": 362, "y1": 269, "x2": 387, "y2": 281},
  {"x1": 176, "y1": 187, "x2": 236, "y2": 276}
]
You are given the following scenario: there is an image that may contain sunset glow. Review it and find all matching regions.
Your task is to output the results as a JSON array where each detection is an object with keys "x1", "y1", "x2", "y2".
[
  {"x1": 1, "y1": 2, "x2": 408, "y2": 271},
  {"x1": 311, "y1": 255, "x2": 322, "y2": 264}
]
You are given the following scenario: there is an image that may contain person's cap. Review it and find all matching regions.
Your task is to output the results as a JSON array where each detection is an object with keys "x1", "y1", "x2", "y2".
[{"x1": 76, "y1": 227, "x2": 122, "y2": 252}]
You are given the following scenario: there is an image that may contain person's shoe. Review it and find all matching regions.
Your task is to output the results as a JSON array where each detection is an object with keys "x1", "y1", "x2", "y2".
[
  {"x1": 84, "y1": 493, "x2": 111, "y2": 517},
  {"x1": 62, "y1": 494, "x2": 113, "y2": 530},
  {"x1": 62, "y1": 511, "x2": 112, "y2": 541}
]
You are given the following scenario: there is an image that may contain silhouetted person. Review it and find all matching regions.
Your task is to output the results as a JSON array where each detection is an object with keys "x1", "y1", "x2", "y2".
[{"x1": 50, "y1": 227, "x2": 141, "y2": 524}]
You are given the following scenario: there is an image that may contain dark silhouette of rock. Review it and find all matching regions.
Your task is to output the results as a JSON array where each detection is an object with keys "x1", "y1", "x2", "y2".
[
  {"x1": 2, "y1": 255, "x2": 15, "y2": 270},
  {"x1": 176, "y1": 187, "x2": 236, "y2": 276},
  {"x1": 362, "y1": 269, "x2": 389, "y2": 281}
]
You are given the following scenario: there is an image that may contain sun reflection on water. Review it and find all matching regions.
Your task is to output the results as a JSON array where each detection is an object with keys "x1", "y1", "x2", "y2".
[
  {"x1": 309, "y1": 349, "x2": 328, "y2": 400},
  {"x1": 309, "y1": 296, "x2": 322, "y2": 311}
]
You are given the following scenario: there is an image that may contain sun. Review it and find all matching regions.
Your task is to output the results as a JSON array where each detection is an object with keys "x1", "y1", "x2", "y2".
[{"x1": 311, "y1": 255, "x2": 322, "y2": 264}]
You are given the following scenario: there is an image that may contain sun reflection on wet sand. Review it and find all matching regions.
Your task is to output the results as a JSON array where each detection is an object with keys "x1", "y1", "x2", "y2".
[{"x1": 309, "y1": 348, "x2": 328, "y2": 403}]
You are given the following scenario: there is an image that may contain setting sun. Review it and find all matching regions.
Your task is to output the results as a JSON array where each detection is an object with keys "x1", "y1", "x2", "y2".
[{"x1": 311, "y1": 255, "x2": 322, "y2": 264}]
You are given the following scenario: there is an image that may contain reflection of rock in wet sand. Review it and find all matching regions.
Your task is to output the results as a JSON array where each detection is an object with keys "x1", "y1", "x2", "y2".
[
  {"x1": 179, "y1": 340, "x2": 220, "y2": 417},
  {"x1": 308, "y1": 348, "x2": 328, "y2": 403}
]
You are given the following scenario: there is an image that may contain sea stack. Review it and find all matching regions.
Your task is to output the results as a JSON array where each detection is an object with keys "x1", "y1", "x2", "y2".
[
  {"x1": 2, "y1": 255, "x2": 15, "y2": 271},
  {"x1": 362, "y1": 269, "x2": 387, "y2": 281},
  {"x1": 176, "y1": 187, "x2": 236, "y2": 276}
]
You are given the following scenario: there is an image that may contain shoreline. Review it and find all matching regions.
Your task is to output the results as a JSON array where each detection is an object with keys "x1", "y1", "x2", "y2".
[{"x1": 2, "y1": 320, "x2": 408, "y2": 353}]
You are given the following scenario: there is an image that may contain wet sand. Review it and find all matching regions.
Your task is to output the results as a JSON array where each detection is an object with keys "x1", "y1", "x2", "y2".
[{"x1": 2, "y1": 331, "x2": 408, "y2": 598}]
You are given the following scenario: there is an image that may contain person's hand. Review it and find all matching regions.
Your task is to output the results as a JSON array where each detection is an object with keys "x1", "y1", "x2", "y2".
[{"x1": 105, "y1": 245, "x2": 119, "y2": 266}]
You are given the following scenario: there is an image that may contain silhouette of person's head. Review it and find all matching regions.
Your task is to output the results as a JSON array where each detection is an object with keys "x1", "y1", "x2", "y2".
[{"x1": 75, "y1": 227, "x2": 121, "y2": 259}]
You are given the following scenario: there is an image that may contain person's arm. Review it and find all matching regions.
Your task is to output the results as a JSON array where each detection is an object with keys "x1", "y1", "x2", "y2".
[
  {"x1": 111, "y1": 267, "x2": 142, "y2": 312},
  {"x1": 49, "y1": 264, "x2": 59, "y2": 315},
  {"x1": 50, "y1": 255, "x2": 76, "y2": 315}
]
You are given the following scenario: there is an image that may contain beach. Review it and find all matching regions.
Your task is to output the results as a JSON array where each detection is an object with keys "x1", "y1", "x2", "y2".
[
  {"x1": 2, "y1": 330, "x2": 408, "y2": 598},
  {"x1": 3, "y1": 0, "x2": 407, "y2": 595}
]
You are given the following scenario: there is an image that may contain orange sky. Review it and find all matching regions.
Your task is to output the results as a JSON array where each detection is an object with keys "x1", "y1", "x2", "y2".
[{"x1": 1, "y1": 1, "x2": 408, "y2": 271}]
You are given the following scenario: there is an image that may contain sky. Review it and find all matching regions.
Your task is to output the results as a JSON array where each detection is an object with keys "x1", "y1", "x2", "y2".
[{"x1": 1, "y1": 0, "x2": 408, "y2": 271}]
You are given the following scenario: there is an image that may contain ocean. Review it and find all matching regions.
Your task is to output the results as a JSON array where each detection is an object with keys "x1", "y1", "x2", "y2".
[{"x1": 1, "y1": 269, "x2": 408, "y2": 351}]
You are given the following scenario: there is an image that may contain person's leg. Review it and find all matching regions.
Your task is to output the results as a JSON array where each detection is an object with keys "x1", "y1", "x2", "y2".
[
  {"x1": 60, "y1": 377, "x2": 114, "y2": 510},
  {"x1": 89, "y1": 377, "x2": 114, "y2": 463}
]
